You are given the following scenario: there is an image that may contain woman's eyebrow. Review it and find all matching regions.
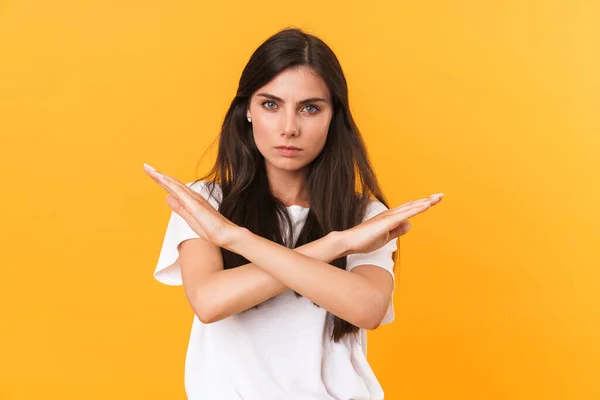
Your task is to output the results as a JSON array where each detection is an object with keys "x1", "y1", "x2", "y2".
[{"x1": 256, "y1": 93, "x2": 329, "y2": 105}]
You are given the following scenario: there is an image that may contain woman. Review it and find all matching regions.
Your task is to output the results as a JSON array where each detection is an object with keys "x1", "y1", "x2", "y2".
[{"x1": 144, "y1": 27, "x2": 443, "y2": 400}]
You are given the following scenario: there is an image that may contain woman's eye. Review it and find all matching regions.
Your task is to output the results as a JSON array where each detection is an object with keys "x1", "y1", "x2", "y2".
[{"x1": 261, "y1": 101, "x2": 319, "y2": 113}]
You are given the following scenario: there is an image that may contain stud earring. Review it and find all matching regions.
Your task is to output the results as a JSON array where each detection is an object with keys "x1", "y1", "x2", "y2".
[{"x1": 247, "y1": 116, "x2": 251, "y2": 122}]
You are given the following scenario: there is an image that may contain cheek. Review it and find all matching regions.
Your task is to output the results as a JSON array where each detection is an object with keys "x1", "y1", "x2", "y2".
[
  {"x1": 304, "y1": 119, "x2": 330, "y2": 150},
  {"x1": 251, "y1": 114, "x2": 277, "y2": 135},
  {"x1": 251, "y1": 122, "x2": 271, "y2": 151}
]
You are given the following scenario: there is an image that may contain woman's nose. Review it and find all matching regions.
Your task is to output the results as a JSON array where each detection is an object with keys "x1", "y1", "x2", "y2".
[{"x1": 281, "y1": 111, "x2": 299, "y2": 137}]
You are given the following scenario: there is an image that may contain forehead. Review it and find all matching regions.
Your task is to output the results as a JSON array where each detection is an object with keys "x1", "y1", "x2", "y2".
[{"x1": 255, "y1": 66, "x2": 330, "y2": 99}]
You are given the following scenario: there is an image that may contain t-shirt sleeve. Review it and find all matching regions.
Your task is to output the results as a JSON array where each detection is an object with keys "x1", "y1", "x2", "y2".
[
  {"x1": 346, "y1": 200, "x2": 399, "y2": 325},
  {"x1": 153, "y1": 180, "x2": 222, "y2": 286}
]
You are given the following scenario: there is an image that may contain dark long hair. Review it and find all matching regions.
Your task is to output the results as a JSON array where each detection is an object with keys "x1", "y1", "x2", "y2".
[{"x1": 193, "y1": 27, "x2": 397, "y2": 342}]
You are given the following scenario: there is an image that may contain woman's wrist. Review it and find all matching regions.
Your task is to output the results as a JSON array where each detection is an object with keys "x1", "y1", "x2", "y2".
[
  {"x1": 327, "y1": 230, "x2": 352, "y2": 258},
  {"x1": 226, "y1": 227, "x2": 350, "y2": 259},
  {"x1": 221, "y1": 226, "x2": 252, "y2": 253}
]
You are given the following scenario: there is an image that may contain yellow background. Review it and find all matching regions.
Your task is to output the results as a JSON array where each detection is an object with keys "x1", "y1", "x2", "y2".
[{"x1": 1, "y1": 1, "x2": 598, "y2": 399}]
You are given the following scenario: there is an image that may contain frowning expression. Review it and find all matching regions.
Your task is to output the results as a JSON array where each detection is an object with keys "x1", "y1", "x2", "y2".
[{"x1": 246, "y1": 66, "x2": 333, "y2": 172}]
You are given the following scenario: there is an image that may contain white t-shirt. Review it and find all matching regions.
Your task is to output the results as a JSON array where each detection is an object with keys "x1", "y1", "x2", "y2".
[{"x1": 153, "y1": 180, "x2": 398, "y2": 400}]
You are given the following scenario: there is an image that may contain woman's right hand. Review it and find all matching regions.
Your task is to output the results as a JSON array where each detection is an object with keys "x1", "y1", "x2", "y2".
[{"x1": 339, "y1": 193, "x2": 444, "y2": 256}]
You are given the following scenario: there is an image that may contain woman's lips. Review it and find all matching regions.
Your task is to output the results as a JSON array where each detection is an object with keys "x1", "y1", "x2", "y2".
[{"x1": 275, "y1": 146, "x2": 302, "y2": 157}]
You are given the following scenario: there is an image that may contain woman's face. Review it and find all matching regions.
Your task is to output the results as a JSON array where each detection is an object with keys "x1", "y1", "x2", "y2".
[{"x1": 247, "y1": 66, "x2": 333, "y2": 174}]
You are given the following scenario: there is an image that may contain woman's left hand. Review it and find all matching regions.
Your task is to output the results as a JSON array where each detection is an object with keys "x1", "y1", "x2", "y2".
[
  {"x1": 143, "y1": 163, "x2": 242, "y2": 249},
  {"x1": 341, "y1": 193, "x2": 443, "y2": 256}
]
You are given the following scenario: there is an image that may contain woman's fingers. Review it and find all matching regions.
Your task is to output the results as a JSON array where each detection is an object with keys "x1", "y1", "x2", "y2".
[
  {"x1": 389, "y1": 193, "x2": 443, "y2": 214},
  {"x1": 381, "y1": 201, "x2": 434, "y2": 236},
  {"x1": 146, "y1": 168, "x2": 165, "y2": 187},
  {"x1": 156, "y1": 170, "x2": 205, "y2": 204},
  {"x1": 166, "y1": 194, "x2": 208, "y2": 238},
  {"x1": 387, "y1": 193, "x2": 444, "y2": 237},
  {"x1": 143, "y1": 164, "x2": 204, "y2": 201},
  {"x1": 396, "y1": 201, "x2": 433, "y2": 220},
  {"x1": 389, "y1": 199, "x2": 432, "y2": 215},
  {"x1": 144, "y1": 164, "x2": 238, "y2": 246},
  {"x1": 144, "y1": 165, "x2": 228, "y2": 239},
  {"x1": 389, "y1": 220, "x2": 411, "y2": 238},
  {"x1": 165, "y1": 193, "x2": 187, "y2": 215},
  {"x1": 144, "y1": 165, "x2": 213, "y2": 210},
  {"x1": 144, "y1": 165, "x2": 203, "y2": 216}
]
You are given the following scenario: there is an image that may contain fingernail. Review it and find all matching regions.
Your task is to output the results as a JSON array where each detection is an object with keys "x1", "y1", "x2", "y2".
[
  {"x1": 144, "y1": 164, "x2": 161, "y2": 175},
  {"x1": 430, "y1": 193, "x2": 444, "y2": 198}
]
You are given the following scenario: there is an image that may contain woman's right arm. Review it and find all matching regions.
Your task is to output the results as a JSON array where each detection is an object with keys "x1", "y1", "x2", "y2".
[{"x1": 179, "y1": 231, "x2": 346, "y2": 324}]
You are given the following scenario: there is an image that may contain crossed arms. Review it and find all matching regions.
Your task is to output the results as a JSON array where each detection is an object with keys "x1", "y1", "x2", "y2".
[{"x1": 179, "y1": 229, "x2": 395, "y2": 330}]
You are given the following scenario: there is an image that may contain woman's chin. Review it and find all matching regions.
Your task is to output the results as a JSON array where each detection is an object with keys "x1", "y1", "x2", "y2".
[{"x1": 265, "y1": 158, "x2": 310, "y2": 173}]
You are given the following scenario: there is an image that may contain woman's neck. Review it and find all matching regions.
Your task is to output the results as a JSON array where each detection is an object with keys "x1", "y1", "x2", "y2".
[{"x1": 266, "y1": 164, "x2": 310, "y2": 207}]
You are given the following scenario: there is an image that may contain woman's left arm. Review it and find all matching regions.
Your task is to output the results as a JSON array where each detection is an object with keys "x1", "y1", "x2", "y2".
[{"x1": 227, "y1": 198, "x2": 441, "y2": 329}]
